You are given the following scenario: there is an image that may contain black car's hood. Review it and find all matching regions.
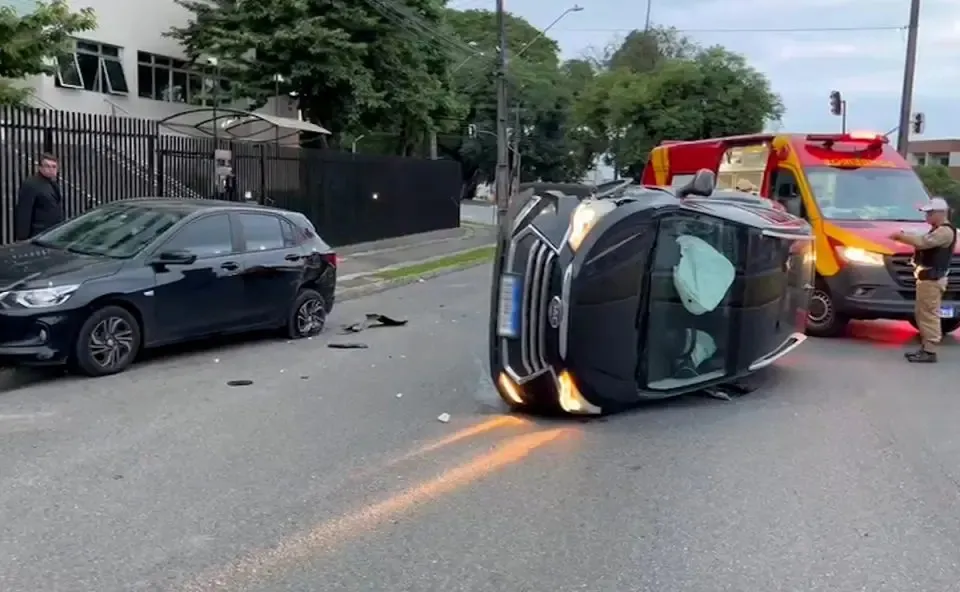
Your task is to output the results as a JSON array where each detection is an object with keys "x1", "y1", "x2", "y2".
[{"x1": 0, "y1": 243, "x2": 123, "y2": 290}]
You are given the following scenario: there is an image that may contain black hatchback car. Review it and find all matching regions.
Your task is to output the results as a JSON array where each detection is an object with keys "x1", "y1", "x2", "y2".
[{"x1": 0, "y1": 199, "x2": 337, "y2": 376}]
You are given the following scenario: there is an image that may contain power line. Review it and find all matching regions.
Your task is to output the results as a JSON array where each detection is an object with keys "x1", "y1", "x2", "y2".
[{"x1": 553, "y1": 25, "x2": 907, "y2": 34}]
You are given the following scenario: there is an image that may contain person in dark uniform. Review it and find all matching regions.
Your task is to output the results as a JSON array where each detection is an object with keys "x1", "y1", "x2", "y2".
[
  {"x1": 890, "y1": 197, "x2": 957, "y2": 363},
  {"x1": 14, "y1": 153, "x2": 64, "y2": 241}
]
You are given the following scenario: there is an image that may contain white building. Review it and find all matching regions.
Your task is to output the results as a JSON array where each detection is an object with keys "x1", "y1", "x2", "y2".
[{"x1": 14, "y1": 0, "x2": 306, "y2": 138}]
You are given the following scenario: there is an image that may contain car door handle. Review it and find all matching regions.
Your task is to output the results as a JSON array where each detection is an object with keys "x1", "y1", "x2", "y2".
[
  {"x1": 284, "y1": 254, "x2": 301, "y2": 261},
  {"x1": 221, "y1": 262, "x2": 240, "y2": 271}
]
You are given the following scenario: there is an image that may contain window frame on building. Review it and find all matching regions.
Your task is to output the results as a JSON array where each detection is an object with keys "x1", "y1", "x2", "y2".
[
  {"x1": 54, "y1": 39, "x2": 129, "y2": 96},
  {"x1": 929, "y1": 152, "x2": 950, "y2": 167},
  {"x1": 136, "y1": 51, "x2": 230, "y2": 106}
]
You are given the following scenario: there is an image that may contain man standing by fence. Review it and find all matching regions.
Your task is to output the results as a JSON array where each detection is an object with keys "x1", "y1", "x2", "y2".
[{"x1": 14, "y1": 154, "x2": 64, "y2": 241}]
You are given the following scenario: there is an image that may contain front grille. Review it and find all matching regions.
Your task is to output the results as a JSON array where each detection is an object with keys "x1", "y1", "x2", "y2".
[
  {"x1": 886, "y1": 254, "x2": 960, "y2": 289},
  {"x1": 512, "y1": 232, "x2": 556, "y2": 376}
]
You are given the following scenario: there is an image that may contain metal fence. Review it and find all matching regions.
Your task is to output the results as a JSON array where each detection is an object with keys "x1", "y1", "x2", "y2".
[{"x1": 0, "y1": 106, "x2": 461, "y2": 246}]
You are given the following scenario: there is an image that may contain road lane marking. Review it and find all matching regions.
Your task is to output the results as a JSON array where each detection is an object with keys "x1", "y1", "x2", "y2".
[{"x1": 179, "y1": 427, "x2": 574, "y2": 591}]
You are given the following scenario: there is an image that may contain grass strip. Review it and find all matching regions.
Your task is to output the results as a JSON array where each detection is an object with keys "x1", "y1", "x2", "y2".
[{"x1": 373, "y1": 245, "x2": 496, "y2": 281}]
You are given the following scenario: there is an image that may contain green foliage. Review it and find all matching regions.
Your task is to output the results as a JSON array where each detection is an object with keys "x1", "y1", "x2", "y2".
[
  {"x1": 573, "y1": 27, "x2": 783, "y2": 177},
  {"x1": 166, "y1": 5, "x2": 780, "y2": 184},
  {"x1": 915, "y1": 165, "x2": 960, "y2": 201},
  {"x1": 167, "y1": 0, "x2": 462, "y2": 154},
  {"x1": 0, "y1": 0, "x2": 96, "y2": 106},
  {"x1": 440, "y1": 9, "x2": 588, "y2": 188}
]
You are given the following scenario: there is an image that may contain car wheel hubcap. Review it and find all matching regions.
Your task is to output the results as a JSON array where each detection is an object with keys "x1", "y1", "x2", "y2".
[
  {"x1": 297, "y1": 299, "x2": 326, "y2": 335},
  {"x1": 89, "y1": 316, "x2": 134, "y2": 368},
  {"x1": 808, "y1": 290, "x2": 832, "y2": 326}
]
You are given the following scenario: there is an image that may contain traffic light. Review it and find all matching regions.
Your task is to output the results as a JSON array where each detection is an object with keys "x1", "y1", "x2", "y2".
[
  {"x1": 829, "y1": 91, "x2": 843, "y2": 116},
  {"x1": 911, "y1": 112, "x2": 925, "y2": 134}
]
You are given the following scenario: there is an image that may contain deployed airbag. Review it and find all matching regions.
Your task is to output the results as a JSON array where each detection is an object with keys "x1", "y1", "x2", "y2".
[{"x1": 673, "y1": 235, "x2": 735, "y2": 315}]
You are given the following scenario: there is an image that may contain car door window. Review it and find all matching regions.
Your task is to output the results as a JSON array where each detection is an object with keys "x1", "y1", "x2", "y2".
[
  {"x1": 645, "y1": 215, "x2": 739, "y2": 390},
  {"x1": 238, "y1": 214, "x2": 285, "y2": 252},
  {"x1": 162, "y1": 214, "x2": 233, "y2": 258}
]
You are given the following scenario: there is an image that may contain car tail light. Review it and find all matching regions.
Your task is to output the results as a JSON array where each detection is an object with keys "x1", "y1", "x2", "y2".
[{"x1": 321, "y1": 253, "x2": 338, "y2": 267}]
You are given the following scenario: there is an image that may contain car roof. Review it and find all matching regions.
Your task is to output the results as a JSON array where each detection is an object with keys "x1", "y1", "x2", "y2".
[{"x1": 103, "y1": 198, "x2": 293, "y2": 216}]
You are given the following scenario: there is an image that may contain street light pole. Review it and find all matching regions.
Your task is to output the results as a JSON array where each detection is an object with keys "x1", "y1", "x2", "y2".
[
  {"x1": 273, "y1": 73, "x2": 284, "y2": 146},
  {"x1": 513, "y1": 5, "x2": 583, "y2": 60},
  {"x1": 896, "y1": 0, "x2": 922, "y2": 156},
  {"x1": 494, "y1": 0, "x2": 509, "y2": 228}
]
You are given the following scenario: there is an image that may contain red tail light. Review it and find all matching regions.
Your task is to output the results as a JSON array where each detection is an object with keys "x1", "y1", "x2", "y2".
[{"x1": 321, "y1": 253, "x2": 338, "y2": 267}]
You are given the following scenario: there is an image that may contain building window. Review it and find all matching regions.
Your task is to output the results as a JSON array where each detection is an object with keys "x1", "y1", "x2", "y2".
[
  {"x1": 914, "y1": 153, "x2": 927, "y2": 166},
  {"x1": 137, "y1": 51, "x2": 229, "y2": 105},
  {"x1": 55, "y1": 40, "x2": 129, "y2": 95},
  {"x1": 929, "y1": 152, "x2": 950, "y2": 167}
]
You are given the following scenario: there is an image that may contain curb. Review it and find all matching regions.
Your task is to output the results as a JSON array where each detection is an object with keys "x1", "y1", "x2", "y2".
[{"x1": 335, "y1": 257, "x2": 493, "y2": 302}]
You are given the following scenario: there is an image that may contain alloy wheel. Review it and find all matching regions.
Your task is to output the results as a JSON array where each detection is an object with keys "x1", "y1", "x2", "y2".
[
  {"x1": 296, "y1": 298, "x2": 326, "y2": 336},
  {"x1": 88, "y1": 316, "x2": 136, "y2": 369}
]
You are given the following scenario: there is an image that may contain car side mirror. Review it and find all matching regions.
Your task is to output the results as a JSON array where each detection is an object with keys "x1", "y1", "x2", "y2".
[
  {"x1": 678, "y1": 169, "x2": 716, "y2": 198},
  {"x1": 150, "y1": 250, "x2": 197, "y2": 266}
]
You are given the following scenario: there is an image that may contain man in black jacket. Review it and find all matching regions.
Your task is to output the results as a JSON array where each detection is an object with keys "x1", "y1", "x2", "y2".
[{"x1": 14, "y1": 153, "x2": 64, "y2": 240}]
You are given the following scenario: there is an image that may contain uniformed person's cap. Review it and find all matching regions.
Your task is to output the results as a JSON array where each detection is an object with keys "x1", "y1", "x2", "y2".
[{"x1": 919, "y1": 197, "x2": 950, "y2": 212}]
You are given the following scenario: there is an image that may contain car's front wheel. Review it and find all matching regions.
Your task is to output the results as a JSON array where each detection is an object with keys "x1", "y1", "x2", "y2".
[
  {"x1": 806, "y1": 279, "x2": 849, "y2": 338},
  {"x1": 287, "y1": 289, "x2": 327, "y2": 339},
  {"x1": 72, "y1": 305, "x2": 141, "y2": 377}
]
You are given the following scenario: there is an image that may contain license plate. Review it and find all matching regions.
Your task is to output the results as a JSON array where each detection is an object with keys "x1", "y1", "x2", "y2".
[
  {"x1": 941, "y1": 306, "x2": 955, "y2": 318},
  {"x1": 497, "y1": 273, "x2": 522, "y2": 338}
]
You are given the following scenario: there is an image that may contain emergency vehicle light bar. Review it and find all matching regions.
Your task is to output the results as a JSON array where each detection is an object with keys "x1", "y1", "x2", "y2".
[{"x1": 805, "y1": 132, "x2": 888, "y2": 144}]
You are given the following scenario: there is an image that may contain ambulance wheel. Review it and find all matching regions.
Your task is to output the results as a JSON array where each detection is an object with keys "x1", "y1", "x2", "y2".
[
  {"x1": 908, "y1": 317, "x2": 960, "y2": 335},
  {"x1": 806, "y1": 280, "x2": 848, "y2": 338}
]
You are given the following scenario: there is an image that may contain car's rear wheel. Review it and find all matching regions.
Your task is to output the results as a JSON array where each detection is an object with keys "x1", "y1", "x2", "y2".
[
  {"x1": 72, "y1": 305, "x2": 141, "y2": 377},
  {"x1": 806, "y1": 279, "x2": 849, "y2": 337},
  {"x1": 907, "y1": 317, "x2": 960, "y2": 335},
  {"x1": 287, "y1": 289, "x2": 327, "y2": 339}
]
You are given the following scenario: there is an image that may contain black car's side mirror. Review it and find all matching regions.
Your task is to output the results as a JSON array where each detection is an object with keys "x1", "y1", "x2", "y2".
[
  {"x1": 678, "y1": 169, "x2": 716, "y2": 198},
  {"x1": 150, "y1": 250, "x2": 197, "y2": 266}
]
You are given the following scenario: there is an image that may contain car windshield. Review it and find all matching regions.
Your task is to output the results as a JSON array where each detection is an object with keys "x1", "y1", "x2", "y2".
[
  {"x1": 32, "y1": 203, "x2": 184, "y2": 258},
  {"x1": 804, "y1": 166, "x2": 930, "y2": 221}
]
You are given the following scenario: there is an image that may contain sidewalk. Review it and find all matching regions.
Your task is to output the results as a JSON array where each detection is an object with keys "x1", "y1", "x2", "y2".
[{"x1": 335, "y1": 223, "x2": 496, "y2": 300}]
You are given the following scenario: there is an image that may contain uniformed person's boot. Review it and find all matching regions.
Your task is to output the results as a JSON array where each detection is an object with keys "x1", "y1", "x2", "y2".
[{"x1": 905, "y1": 349, "x2": 938, "y2": 363}]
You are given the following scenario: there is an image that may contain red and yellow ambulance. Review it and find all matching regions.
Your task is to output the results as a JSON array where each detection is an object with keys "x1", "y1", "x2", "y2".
[{"x1": 641, "y1": 132, "x2": 960, "y2": 337}]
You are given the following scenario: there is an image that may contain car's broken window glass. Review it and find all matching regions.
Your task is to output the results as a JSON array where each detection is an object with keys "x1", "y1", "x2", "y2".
[{"x1": 645, "y1": 215, "x2": 739, "y2": 390}]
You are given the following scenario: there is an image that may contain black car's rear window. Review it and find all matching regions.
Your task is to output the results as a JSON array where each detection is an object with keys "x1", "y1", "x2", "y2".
[{"x1": 33, "y1": 203, "x2": 185, "y2": 258}]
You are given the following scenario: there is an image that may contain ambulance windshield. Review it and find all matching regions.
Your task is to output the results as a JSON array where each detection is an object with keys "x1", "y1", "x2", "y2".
[{"x1": 804, "y1": 167, "x2": 929, "y2": 222}]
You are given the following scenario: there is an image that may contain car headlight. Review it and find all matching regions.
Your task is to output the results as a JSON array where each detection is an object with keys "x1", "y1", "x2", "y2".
[
  {"x1": 0, "y1": 284, "x2": 80, "y2": 308},
  {"x1": 566, "y1": 199, "x2": 616, "y2": 251},
  {"x1": 835, "y1": 246, "x2": 884, "y2": 266}
]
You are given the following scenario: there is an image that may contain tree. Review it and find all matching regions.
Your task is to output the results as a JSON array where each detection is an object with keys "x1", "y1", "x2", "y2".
[
  {"x1": 572, "y1": 28, "x2": 783, "y2": 178},
  {"x1": 167, "y1": 0, "x2": 461, "y2": 154},
  {"x1": 440, "y1": 9, "x2": 588, "y2": 193},
  {"x1": 915, "y1": 164, "x2": 960, "y2": 201},
  {"x1": 0, "y1": 0, "x2": 96, "y2": 106}
]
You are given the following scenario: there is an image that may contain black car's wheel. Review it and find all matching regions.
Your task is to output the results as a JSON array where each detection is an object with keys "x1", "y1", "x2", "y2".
[
  {"x1": 907, "y1": 317, "x2": 960, "y2": 335},
  {"x1": 806, "y1": 279, "x2": 849, "y2": 338},
  {"x1": 287, "y1": 289, "x2": 327, "y2": 339},
  {"x1": 72, "y1": 305, "x2": 141, "y2": 377}
]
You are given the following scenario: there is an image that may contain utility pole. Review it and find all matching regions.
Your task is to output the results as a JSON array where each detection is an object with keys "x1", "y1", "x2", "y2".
[
  {"x1": 511, "y1": 103, "x2": 521, "y2": 194},
  {"x1": 494, "y1": 0, "x2": 509, "y2": 228},
  {"x1": 896, "y1": 0, "x2": 922, "y2": 156}
]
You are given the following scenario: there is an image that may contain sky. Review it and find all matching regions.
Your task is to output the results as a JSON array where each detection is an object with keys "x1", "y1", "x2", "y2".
[{"x1": 450, "y1": 0, "x2": 960, "y2": 140}]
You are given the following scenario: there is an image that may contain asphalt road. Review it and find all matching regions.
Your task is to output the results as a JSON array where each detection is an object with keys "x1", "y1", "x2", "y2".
[{"x1": 4, "y1": 266, "x2": 960, "y2": 592}]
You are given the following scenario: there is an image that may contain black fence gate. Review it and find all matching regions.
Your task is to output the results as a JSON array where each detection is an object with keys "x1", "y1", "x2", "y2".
[{"x1": 2, "y1": 105, "x2": 462, "y2": 247}]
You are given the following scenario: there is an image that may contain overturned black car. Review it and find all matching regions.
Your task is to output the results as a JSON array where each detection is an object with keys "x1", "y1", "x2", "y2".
[{"x1": 488, "y1": 171, "x2": 815, "y2": 415}]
